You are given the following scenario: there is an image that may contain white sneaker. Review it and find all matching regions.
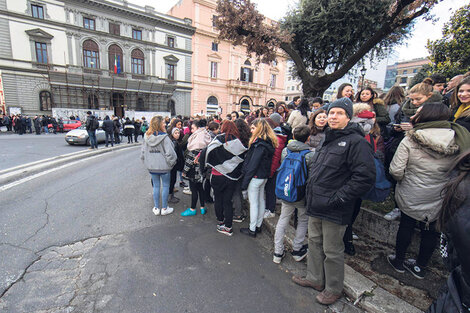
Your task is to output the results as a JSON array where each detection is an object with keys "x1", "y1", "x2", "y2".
[
  {"x1": 264, "y1": 210, "x2": 276, "y2": 219},
  {"x1": 183, "y1": 187, "x2": 192, "y2": 195},
  {"x1": 352, "y1": 232, "x2": 359, "y2": 240},
  {"x1": 152, "y1": 207, "x2": 161, "y2": 216},
  {"x1": 161, "y1": 207, "x2": 174, "y2": 216},
  {"x1": 384, "y1": 208, "x2": 401, "y2": 221}
]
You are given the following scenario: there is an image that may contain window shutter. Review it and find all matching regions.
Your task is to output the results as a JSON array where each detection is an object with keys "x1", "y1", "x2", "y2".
[{"x1": 249, "y1": 69, "x2": 253, "y2": 82}]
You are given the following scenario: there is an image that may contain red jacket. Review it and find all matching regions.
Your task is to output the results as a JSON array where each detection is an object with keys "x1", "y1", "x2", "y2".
[{"x1": 270, "y1": 133, "x2": 287, "y2": 177}]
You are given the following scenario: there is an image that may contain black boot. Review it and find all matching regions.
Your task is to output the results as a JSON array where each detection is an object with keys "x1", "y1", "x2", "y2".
[{"x1": 240, "y1": 228, "x2": 256, "y2": 237}]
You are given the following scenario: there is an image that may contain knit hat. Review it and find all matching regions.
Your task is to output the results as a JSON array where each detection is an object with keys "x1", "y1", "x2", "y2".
[
  {"x1": 269, "y1": 113, "x2": 282, "y2": 126},
  {"x1": 328, "y1": 98, "x2": 353, "y2": 119},
  {"x1": 171, "y1": 127, "x2": 180, "y2": 136}
]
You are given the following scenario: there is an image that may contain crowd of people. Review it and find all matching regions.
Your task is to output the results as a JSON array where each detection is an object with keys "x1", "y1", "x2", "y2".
[
  {"x1": 140, "y1": 72, "x2": 470, "y2": 309},
  {"x1": 0, "y1": 114, "x2": 65, "y2": 135}
]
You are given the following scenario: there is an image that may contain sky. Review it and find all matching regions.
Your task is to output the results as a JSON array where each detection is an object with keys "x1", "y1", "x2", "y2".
[{"x1": 129, "y1": 0, "x2": 467, "y2": 88}]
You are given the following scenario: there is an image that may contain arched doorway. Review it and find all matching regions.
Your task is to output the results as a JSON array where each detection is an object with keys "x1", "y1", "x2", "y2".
[
  {"x1": 206, "y1": 96, "x2": 218, "y2": 115},
  {"x1": 112, "y1": 93, "x2": 125, "y2": 117},
  {"x1": 267, "y1": 99, "x2": 277, "y2": 108},
  {"x1": 39, "y1": 90, "x2": 53, "y2": 111},
  {"x1": 239, "y1": 95, "x2": 252, "y2": 113}
]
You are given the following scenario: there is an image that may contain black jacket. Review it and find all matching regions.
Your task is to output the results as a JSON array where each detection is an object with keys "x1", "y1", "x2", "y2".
[
  {"x1": 86, "y1": 115, "x2": 98, "y2": 131},
  {"x1": 306, "y1": 123, "x2": 376, "y2": 225},
  {"x1": 241, "y1": 138, "x2": 275, "y2": 190},
  {"x1": 102, "y1": 119, "x2": 114, "y2": 133},
  {"x1": 427, "y1": 268, "x2": 469, "y2": 313}
]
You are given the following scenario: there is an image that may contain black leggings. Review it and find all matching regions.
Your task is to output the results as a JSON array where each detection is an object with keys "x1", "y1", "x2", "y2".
[
  {"x1": 395, "y1": 212, "x2": 438, "y2": 267},
  {"x1": 211, "y1": 175, "x2": 236, "y2": 228},
  {"x1": 190, "y1": 181, "x2": 205, "y2": 209},
  {"x1": 343, "y1": 198, "x2": 362, "y2": 244},
  {"x1": 169, "y1": 167, "x2": 177, "y2": 195},
  {"x1": 265, "y1": 173, "x2": 277, "y2": 213}
]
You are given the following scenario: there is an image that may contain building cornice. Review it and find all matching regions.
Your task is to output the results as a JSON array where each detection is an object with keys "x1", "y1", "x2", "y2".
[
  {"x1": 0, "y1": 9, "x2": 193, "y2": 55},
  {"x1": 61, "y1": 0, "x2": 195, "y2": 35},
  {"x1": 194, "y1": 0, "x2": 217, "y2": 9}
]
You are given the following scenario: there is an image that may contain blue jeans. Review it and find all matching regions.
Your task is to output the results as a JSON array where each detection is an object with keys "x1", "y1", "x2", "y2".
[
  {"x1": 151, "y1": 172, "x2": 171, "y2": 209},
  {"x1": 247, "y1": 178, "x2": 268, "y2": 231},
  {"x1": 87, "y1": 130, "x2": 98, "y2": 148},
  {"x1": 43, "y1": 126, "x2": 48, "y2": 133}
]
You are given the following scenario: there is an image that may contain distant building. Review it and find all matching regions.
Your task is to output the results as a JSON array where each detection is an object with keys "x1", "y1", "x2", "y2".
[
  {"x1": 168, "y1": 0, "x2": 287, "y2": 115},
  {"x1": 357, "y1": 78, "x2": 378, "y2": 91},
  {"x1": 284, "y1": 60, "x2": 302, "y2": 103},
  {"x1": 383, "y1": 58, "x2": 430, "y2": 92},
  {"x1": 0, "y1": 0, "x2": 195, "y2": 117}
]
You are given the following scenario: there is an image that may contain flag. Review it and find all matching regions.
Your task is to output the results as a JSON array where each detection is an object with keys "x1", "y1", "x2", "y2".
[{"x1": 114, "y1": 55, "x2": 121, "y2": 74}]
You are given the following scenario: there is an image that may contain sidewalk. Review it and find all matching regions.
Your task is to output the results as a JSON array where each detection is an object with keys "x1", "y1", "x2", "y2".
[{"x1": 263, "y1": 213, "x2": 425, "y2": 313}]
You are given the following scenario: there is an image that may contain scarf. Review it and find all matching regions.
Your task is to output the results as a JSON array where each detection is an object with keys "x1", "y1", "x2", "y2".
[
  {"x1": 413, "y1": 121, "x2": 470, "y2": 153},
  {"x1": 454, "y1": 103, "x2": 470, "y2": 121},
  {"x1": 187, "y1": 128, "x2": 212, "y2": 151}
]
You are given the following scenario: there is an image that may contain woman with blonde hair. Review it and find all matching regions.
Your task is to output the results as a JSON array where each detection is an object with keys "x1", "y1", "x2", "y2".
[
  {"x1": 240, "y1": 119, "x2": 278, "y2": 237},
  {"x1": 141, "y1": 116, "x2": 177, "y2": 216}
]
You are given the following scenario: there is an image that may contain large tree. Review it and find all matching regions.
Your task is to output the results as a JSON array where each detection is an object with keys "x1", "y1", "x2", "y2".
[
  {"x1": 216, "y1": 0, "x2": 439, "y2": 97},
  {"x1": 427, "y1": 4, "x2": 470, "y2": 78}
]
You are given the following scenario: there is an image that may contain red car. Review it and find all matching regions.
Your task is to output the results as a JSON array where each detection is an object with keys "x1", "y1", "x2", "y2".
[{"x1": 48, "y1": 120, "x2": 82, "y2": 132}]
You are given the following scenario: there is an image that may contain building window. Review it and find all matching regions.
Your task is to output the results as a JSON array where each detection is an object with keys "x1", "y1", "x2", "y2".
[
  {"x1": 131, "y1": 49, "x2": 145, "y2": 75},
  {"x1": 167, "y1": 64, "x2": 175, "y2": 80},
  {"x1": 132, "y1": 29, "x2": 142, "y2": 40},
  {"x1": 270, "y1": 74, "x2": 276, "y2": 88},
  {"x1": 210, "y1": 62, "x2": 218, "y2": 78},
  {"x1": 39, "y1": 91, "x2": 52, "y2": 111},
  {"x1": 167, "y1": 36, "x2": 175, "y2": 48},
  {"x1": 207, "y1": 96, "x2": 218, "y2": 114},
  {"x1": 35, "y1": 42, "x2": 48, "y2": 64},
  {"x1": 400, "y1": 77, "x2": 407, "y2": 84},
  {"x1": 31, "y1": 4, "x2": 44, "y2": 19},
  {"x1": 108, "y1": 44, "x2": 123, "y2": 73},
  {"x1": 403, "y1": 70, "x2": 408, "y2": 75},
  {"x1": 87, "y1": 94, "x2": 99, "y2": 110},
  {"x1": 272, "y1": 59, "x2": 278, "y2": 66},
  {"x1": 136, "y1": 98, "x2": 144, "y2": 111},
  {"x1": 109, "y1": 23, "x2": 120, "y2": 36},
  {"x1": 212, "y1": 15, "x2": 218, "y2": 27},
  {"x1": 83, "y1": 39, "x2": 99, "y2": 68},
  {"x1": 212, "y1": 42, "x2": 218, "y2": 52},
  {"x1": 83, "y1": 17, "x2": 95, "y2": 30}
]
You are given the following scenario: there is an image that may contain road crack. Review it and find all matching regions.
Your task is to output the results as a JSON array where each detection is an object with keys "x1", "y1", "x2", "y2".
[{"x1": 22, "y1": 199, "x2": 50, "y2": 244}]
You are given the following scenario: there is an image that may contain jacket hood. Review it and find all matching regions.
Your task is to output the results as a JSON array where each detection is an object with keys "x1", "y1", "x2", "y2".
[
  {"x1": 373, "y1": 98, "x2": 385, "y2": 106},
  {"x1": 286, "y1": 140, "x2": 310, "y2": 152},
  {"x1": 253, "y1": 137, "x2": 276, "y2": 154},
  {"x1": 324, "y1": 122, "x2": 365, "y2": 144},
  {"x1": 407, "y1": 128, "x2": 459, "y2": 157},
  {"x1": 144, "y1": 132, "x2": 168, "y2": 147}
]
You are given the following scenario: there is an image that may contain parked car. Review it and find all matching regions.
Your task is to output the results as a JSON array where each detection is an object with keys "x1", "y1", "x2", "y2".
[
  {"x1": 64, "y1": 123, "x2": 106, "y2": 145},
  {"x1": 48, "y1": 120, "x2": 82, "y2": 133}
]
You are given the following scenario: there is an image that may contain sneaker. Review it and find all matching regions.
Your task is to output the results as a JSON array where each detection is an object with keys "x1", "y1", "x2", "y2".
[
  {"x1": 240, "y1": 228, "x2": 256, "y2": 237},
  {"x1": 352, "y1": 232, "x2": 359, "y2": 240},
  {"x1": 161, "y1": 207, "x2": 174, "y2": 216},
  {"x1": 180, "y1": 181, "x2": 188, "y2": 188},
  {"x1": 316, "y1": 290, "x2": 341, "y2": 305},
  {"x1": 181, "y1": 208, "x2": 197, "y2": 217},
  {"x1": 200, "y1": 207, "x2": 207, "y2": 215},
  {"x1": 168, "y1": 195, "x2": 180, "y2": 204},
  {"x1": 273, "y1": 251, "x2": 285, "y2": 264},
  {"x1": 183, "y1": 187, "x2": 192, "y2": 195},
  {"x1": 152, "y1": 207, "x2": 160, "y2": 216},
  {"x1": 291, "y1": 246, "x2": 308, "y2": 262},
  {"x1": 256, "y1": 226, "x2": 262, "y2": 234},
  {"x1": 387, "y1": 254, "x2": 405, "y2": 273},
  {"x1": 384, "y1": 208, "x2": 401, "y2": 221},
  {"x1": 233, "y1": 215, "x2": 245, "y2": 223},
  {"x1": 216, "y1": 224, "x2": 233, "y2": 236},
  {"x1": 291, "y1": 276, "x2": 323, "y2": 291},
  {"x1": 404, "y1": 259, "x2": 425, "y2": 279},
  {"x1": 264, "y1": 210, "x2": 276, "y2": 219}
]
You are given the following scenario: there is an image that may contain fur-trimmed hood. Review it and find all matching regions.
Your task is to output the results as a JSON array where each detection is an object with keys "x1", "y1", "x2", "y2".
[
  {"x1": 373, "y1": 98, "x2": 385, "y2": 106},
  {"x1": 407, "y1": 128, "x2": 460, "y2": 157}
]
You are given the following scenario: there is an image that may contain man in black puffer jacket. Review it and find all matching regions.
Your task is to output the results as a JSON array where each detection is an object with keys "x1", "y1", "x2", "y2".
[
  {"x1": 292, "y1": 98, "x2": 375, "y2": 305},
  {"x1": 102, "y1": 115, "x2": 114, "y2": 147}
]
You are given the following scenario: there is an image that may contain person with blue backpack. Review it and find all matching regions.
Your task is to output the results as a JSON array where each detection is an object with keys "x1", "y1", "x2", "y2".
[{"x1": 273, "y1": 125, "x2": 315, "y2": 264}]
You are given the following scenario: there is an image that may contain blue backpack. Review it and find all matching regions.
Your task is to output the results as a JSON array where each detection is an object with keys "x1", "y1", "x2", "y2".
[
  {"x1": 361, "y1": 155, "x2": 391, "y2": 202},
  {"x1": 275, "y1": 149, "x2": 310, "y2": 202}
]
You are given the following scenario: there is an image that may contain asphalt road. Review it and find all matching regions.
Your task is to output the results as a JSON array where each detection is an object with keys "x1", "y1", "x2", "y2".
[
  {"x1": 0, "y1": 132, "x2": 85, "y2": 170},
  {"x1": 0, "y1": 146, "x2": 331, "y2": 313}
]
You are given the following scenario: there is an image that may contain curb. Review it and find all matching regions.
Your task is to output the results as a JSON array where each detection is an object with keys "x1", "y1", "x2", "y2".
[
  {"x1": 0, "y1": 143, "x2": 140, "y2": 186},
  {"x1": 262, "y1": 216, "x2": 423, "y2": 313}
]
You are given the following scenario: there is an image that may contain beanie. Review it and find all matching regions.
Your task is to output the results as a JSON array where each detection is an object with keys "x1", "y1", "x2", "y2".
[
  {"x1": 269, "y1": 113, "x2": 282, "y2": 126},
  {"x1": 328, "y1": 98, "x2": 353, "y2": 119}
]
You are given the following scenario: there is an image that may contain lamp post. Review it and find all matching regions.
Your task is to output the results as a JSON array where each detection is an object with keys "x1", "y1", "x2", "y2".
[{"x1": 360, "y1": 65, "x2": 367, "y2": 89}]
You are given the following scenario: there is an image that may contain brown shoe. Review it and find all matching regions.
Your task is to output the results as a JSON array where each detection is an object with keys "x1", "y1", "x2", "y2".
[
  {"x1": 316, "y1": 290, "x2": 341, "y2": 305},
  {"x1": 291, "y1": 276, "x2": 323, "y2": 291}
]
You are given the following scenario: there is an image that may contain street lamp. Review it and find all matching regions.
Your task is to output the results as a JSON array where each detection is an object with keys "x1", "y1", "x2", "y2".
[{"x1": 360, "y1": 65, "x2": 367, "y2": 89}]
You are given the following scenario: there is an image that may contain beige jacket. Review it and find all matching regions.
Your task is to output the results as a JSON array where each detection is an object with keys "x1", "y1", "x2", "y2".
[
  {"x1": 389, "y1": 128, "x2": 460, "y2": 223},
  {"x1": 287, "y1": 110, "x2": 311, "y2": 131}
]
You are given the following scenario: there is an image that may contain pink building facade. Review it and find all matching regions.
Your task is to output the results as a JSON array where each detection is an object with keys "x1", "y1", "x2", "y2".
[{"x1": 168, "y1": 0, "x2": 287, "y2": 116}]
